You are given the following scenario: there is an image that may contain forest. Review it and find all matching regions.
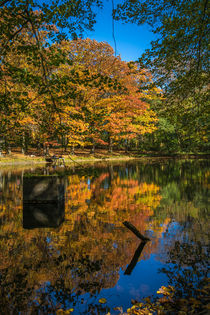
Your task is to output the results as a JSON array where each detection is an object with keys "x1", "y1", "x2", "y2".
[{"x1": 0, "y1": 0, "x2": 209, "y2": 156}]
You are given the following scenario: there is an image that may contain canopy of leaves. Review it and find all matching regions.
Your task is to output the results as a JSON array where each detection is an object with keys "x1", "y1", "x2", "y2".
[
  {"x1": 114, "y1": 0, "x2": 209, "y2": 97},
  {"x1": 0, "y1": 0, "x2": 102, "y2": 43}
]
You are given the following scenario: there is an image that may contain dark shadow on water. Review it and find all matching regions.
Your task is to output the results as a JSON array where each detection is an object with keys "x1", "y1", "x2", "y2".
[
  {"x1": 23, "y1": 202, "x2": 65, "y2": 229},
  {"x1": 23, "y1": 176, "x2": 65, "y2": 229},
  {"x1": 124, "y1": 241, "x2": 147, "y2": 275}
]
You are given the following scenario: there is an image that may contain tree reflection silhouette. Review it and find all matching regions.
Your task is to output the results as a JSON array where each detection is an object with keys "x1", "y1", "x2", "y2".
[{"x1": 124, "y1": 241, "x2": 147, "y2": 275}]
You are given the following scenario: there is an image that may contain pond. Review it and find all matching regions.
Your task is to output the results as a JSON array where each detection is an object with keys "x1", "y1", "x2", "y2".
[{"x1": 0, "y1": 159, "x2": 209, "y2": 314}]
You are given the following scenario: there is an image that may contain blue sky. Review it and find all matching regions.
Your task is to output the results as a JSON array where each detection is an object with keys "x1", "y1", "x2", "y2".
[{"x1": 84, "y1": 0, "x2": 156, "y2": 62}]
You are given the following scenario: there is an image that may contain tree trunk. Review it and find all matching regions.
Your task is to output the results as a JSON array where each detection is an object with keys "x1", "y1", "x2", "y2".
[
  {"x1": 37, "y1": 141, "x2": 41, "y2": 154},
  {"x1": 44, "y1": 144, "x2": 49, "y2": 156},
  {"x1": 22, "y1": 133, "x2": 26, "y2": 155},
  {"x1": 70, "y1": 145, "x2": 75, "y2": 155},
  {"x1": 91, "y1": 142, "x2": 95, "y2": 154},
  {"x1": 22, "y1": 132, "x2": 29, "y2": 155},
  {"x1": 64, "y1": 137, "x2": 68, "y2": 152},
  {"x1": 109, "y1": 164, "x2": 114, "y2": 180},
  {"x1": 108, "y1": 137, "x2": 113, "y2": 153},
  {"x1": 124, "y1": 241, "x2": 147, "y2": 275},
  {"x1": 125, "y1": 139, "x2": 130, "y2": 153},
  {"x1": 4, "y1": 138, "x2": 9, "y2": 154}
]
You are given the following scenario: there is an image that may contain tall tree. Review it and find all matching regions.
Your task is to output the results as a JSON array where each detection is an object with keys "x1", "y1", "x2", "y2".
[
  {"x1": 0, "y1": 0, "x2": 102, "y2": 122},
  {"x1": 115, "y1": 0, "x2": 209, "y2": 151},
  {"x1": 114, "y1": 0, "x2": 209, "y2": 96},
  {"x1": 61, "y1": 40, "x2": 158, "y2": 151}
]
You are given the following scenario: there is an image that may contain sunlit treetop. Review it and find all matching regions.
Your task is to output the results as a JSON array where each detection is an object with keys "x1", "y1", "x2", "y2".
[
  {"x1": 114, "y1": 0, "x2": 209, "y2": 96},
  {"x1": 0, "y1": 0, "x2": 102, "y2": 42}
]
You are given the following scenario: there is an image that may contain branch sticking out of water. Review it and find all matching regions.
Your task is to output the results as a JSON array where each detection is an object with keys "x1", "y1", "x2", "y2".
[{"x1": 123, "y1": 221, "x2": 150, "y2": 242}]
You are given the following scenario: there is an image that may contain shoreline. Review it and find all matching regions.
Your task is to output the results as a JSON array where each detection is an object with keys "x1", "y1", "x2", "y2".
[
  {"x1": 0, "y1": 153, "x2": 209, "y2": 167},
  {"x1": 0, "y1": 155, "x2": 136, "y2": 166}
]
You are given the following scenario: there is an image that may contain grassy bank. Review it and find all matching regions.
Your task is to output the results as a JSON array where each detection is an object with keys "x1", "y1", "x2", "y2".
[
  {"x1": 0, "y1": 149, "x2": 136, "y2": 166},
  {"x1": 0, "y1": 148, "x2": 209, "y2": 166}
]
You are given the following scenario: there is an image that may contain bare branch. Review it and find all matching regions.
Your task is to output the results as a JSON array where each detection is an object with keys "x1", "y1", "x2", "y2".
[
  {"x1": 197, "y1": 0, "x2": 208, "y2": 73},
  {"x1": 123, "y1": 221, "x2": 150, "y2": 241}
]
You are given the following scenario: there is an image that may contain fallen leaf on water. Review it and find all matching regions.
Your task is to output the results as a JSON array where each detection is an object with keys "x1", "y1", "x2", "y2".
[{"x1": 56, "y1": 308, "x2": 74, "y2": 314}]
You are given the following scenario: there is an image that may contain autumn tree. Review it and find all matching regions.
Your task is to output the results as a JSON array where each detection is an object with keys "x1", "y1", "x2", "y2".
[
  {"x1": 0, "y1": 1, "x2": 159, "y2": 154},
  {"x1": 54, "y1": 39, "x2": 156, "y2": 152},
  {"x1": 0, "y1": 1, "x2": 103, "y2": 147},
  {"x1": 58, "y1": 39, "x2": 127, "y2": 151},
  {"x1": 93, "y1": 60, "x2": 158, "y2": 152},
  {"x1": 114, "y1": 0, "x2": 210, "y2": 152},
  {"x1": 0, "y1": 17, "x2": 54, "y2": 152}
]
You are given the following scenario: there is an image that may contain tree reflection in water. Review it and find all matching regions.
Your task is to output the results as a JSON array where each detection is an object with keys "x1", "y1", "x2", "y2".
[{"x1": 0, "y1": 160, "x2": 209, "y2": 313}]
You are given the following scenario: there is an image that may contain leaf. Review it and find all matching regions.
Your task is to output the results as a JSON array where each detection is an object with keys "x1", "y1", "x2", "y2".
[
  {"x1": 56, "y1": 308, "x2": 74, "y2": 314},
  {"x1": 113, "y1": 306, "x2": 123, "y2": 312},
  {"x1": 99, "y1": 298, "x2": 107, "y2": 304}
]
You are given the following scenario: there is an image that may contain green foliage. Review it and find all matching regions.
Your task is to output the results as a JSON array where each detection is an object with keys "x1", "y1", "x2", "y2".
[
  {"x1": 115, "y1": 0, "x2": 209, "y2": 95},
  {"x1": 115, "y1": 0, "x2": 210, "y2": 153},
  {"x1": 0, "y1": 0, "x2": 102, "y2": 41},
  {"x1": 0, "y1": 0, "x2": 103, "y2": 147},
  {"x1": 139, "y1": 94, "x2": 209, "y2": 153}
]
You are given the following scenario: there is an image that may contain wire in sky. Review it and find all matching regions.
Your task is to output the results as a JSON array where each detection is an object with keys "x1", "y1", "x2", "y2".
[{"x1": 111, "y1": 0, "x2": 117, "y2": 56}]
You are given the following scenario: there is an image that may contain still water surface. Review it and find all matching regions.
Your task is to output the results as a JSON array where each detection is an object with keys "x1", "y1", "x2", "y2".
[{"x1": 0, "y1": 159, "x2": 209, "y2": 314}]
